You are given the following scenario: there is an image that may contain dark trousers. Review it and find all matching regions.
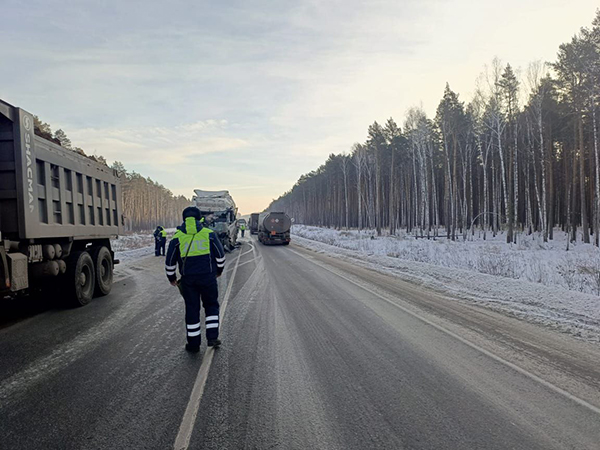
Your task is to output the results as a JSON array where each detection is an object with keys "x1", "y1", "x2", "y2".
[
  {"x1": 155, "y1": 239, "x2": 166, "y2": 256},
  {"x1": 179, "y1": 276, "x2": 220, "y2": 346},
  {"x1": 241, "y1": 230, "x2": 245, "y2": 237}
]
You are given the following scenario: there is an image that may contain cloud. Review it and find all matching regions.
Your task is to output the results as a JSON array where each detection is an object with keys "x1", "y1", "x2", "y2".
[
  {"x1": 67, "y1": 121, "x2": 249, "y2": 166},
  {"x1": 2, "y1": 0, "x2": 599, "y2": 215}
]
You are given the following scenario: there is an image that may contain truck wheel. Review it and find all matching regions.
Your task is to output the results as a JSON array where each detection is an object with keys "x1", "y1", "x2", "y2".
[
  {"x1": 282, "y1": 242, "x2": 290, "y2": 246},
  {"x1": 91, "y1": 246, "x2": 113, "y2": 297},
  {"x1": 65, "y1": 251, "x2": 95, "y2": 307}
]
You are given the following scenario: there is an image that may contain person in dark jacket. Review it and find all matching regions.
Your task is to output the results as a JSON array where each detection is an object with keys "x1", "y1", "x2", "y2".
[
  {"x1": 165, "y1": 207, "x2": 226, "y2": 352},
  {"x1": 153, "y1": 226, "x2": 167, "y2": 256}
]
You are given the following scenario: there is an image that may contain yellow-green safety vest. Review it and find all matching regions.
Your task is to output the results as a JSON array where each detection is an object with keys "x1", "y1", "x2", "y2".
[{"x1": 175, "y1": 217, "x2": 212, "y2": 257}]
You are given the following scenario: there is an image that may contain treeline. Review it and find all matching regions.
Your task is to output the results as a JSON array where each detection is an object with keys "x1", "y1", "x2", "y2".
[
  {"x1": 33, "y1": 117, "x2": 189, "y2": 232},
  {"x1": 269, "y1": 11, "x2": 600, "y2": 245},
  {"x1": 111, "y1": 162, "x2": 190, "y2": 232}
]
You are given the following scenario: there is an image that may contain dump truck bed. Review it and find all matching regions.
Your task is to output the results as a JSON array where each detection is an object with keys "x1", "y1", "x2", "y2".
[{"x1": 0, "y1": 99, "x2": 123, "y2": 241}]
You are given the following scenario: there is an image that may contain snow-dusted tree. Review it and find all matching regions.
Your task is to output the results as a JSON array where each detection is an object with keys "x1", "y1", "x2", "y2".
[
  {"x1": 341, "y1": 153, "x2": 351, "y2": 230},
  {"x1": 483, "y1": 59, "x2": 509, "y2": 234},
  {"x1": 498, "y1": 63, "x2": 520, "y2": 243},
  {"x1": 353, "y1": 143, "x2": 366, "y2": 230},
  {"x1": 384, "y1": 118, "x2": 402, "y2": 234},
  {"x1": 553, "y1": 34, "x2": 592, "y2": 243},
  {"x1": 367, "y1": 122, "x2": 386, "y2": 235},
  {"x1": 436, "y1": 84, "x2": 467, "y2": 240},
  {"x1": 526, "y1": 61, "x2": 550, "y2": 241}
]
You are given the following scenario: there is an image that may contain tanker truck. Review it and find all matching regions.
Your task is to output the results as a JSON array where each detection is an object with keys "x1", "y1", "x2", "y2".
[
  {"x1": 192, "y1": 189, "x2": 238, "y2": 251},
  {"x1": 0, "y1": 98, "x2": 123, "y2": 306},
  {"x1": 257, "y1": 212, "x2": 291, "y2": 245}
]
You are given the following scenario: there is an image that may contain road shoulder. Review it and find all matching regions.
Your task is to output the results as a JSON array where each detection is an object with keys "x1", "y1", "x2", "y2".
[{"x1": 290, "y1": 242, "x2": 600, "y2": 411}]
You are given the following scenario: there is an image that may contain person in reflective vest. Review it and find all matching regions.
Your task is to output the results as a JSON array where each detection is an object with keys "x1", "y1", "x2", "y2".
[
  {"x1": 240, "y1": 223, "x2": 246, "y2": 237},
  {"x1": 159, "y1": 228, "x2": 167, "y2": 255},
  {"x1": 165, "y1": 207, "x2": 226, "y2": 352},
  {"x1": 154, "y1": 226, "x2": 167, "y2": 256}
]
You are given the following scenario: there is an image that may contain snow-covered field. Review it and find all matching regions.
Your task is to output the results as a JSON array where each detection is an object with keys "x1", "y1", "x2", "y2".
[
  {"x1": 292, "y1": 225, "x2": 600, "y2": 342},
  {"x1": 111, "y1": 229, "x2": 177, "y2": 263}
]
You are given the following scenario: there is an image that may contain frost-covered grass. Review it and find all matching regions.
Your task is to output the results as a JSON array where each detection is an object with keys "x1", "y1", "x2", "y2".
[
  {"x1": 292, "y1": 225, "x2": 600, "y2": 342},
  {"x1": 292, "y1": 225, "x2": 600, "y2": 296}
]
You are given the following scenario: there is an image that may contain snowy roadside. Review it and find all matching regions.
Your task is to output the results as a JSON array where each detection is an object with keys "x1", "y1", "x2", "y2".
[
  {"x1": 291, "y1": 226, "x2": 600, "y2": 342},
  {"x1": 111, "y1": 228, "x2": 177, "y2": 264}
]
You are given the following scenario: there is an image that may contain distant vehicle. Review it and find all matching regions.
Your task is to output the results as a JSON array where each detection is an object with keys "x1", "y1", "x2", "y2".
[
  {"x1": 192, "y1": 189, "x2": 238, "y2": 251},
  {"x1": 249, "y1": 213, "x2": 259, "y2": 235},
  {"x1": 258, "y1": 212, "x2": 291, "y2": 245},
  {"x1": 237, "y1": 218, "x2": 247, "y2": 228},
  {"x1": 0, "y1": 98, "x2": 123, "y2": 306}
]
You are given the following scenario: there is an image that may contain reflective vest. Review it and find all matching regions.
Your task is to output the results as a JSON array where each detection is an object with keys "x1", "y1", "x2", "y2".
[
  {"x1": 160, "y1": 229, "x2": 167, "y2": 238},
  {"x1": 175, "y1": 217, "x2": 212, "y2": 257}
]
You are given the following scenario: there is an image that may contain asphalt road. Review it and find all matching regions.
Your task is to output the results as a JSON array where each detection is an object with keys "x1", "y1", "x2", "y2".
[{"x1": 1, "y1": 236, "x2": 600, "y2": 449}]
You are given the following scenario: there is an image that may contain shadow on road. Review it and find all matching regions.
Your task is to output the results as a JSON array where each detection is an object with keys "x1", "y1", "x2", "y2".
[{"x1": 0, "y1": 289, "x2": 72, "y2": 330}]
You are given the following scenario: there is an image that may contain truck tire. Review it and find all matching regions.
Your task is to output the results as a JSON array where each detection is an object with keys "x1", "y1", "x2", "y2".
[
  {"x1": 65, "y1": 251, "x2": 95, "y2": 307},
  {"x1": 282, "y1": 241, "x2": 290, "y2": 246},
  {"x1": 91, "y1": 246, "x2": 113, "y2": 297}
]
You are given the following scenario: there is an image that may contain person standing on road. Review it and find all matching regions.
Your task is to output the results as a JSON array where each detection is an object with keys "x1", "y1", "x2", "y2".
[
  {"x1": 240, "y1": 223, "x2": 246, "y2": 238},
  {"x1": 154, "y1": 226, "x2": 167, "y2": 256},
  {"x1": 159, "y1": 228, "x2": 167, "y2": 255},
  {"x1": 165, "y1": 207, "x2": 226, "y2": 352}
]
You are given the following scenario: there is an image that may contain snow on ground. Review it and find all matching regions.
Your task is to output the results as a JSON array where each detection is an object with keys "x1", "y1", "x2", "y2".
[
  {"x1": 292, "y1": 225, "x2": 600, "y2": 342},
  {"x1": 111, "y1": 229, "x2": 177, "y2": 263}
]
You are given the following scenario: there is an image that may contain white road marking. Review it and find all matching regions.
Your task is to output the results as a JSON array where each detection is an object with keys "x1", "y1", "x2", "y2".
[
  {"x1": 223, "y1": 256, "x2": 260, "y2": 274},
  {"x1": 288, "y1": 247, "x2": 600, "y2": 416},
  {"x1": 173, "y1": 245, "x2": 243, "y2": 450},
  {"x1": 239, "y1": 248, "x2": 254, "y2": 258}
]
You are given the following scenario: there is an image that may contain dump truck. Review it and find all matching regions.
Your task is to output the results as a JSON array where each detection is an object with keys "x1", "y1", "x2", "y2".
[
  {"x1": 0, "y1": 98, "x2": 123, "y2": 306},
  {"x1": 257, "y1": 212, "x2": 291, "y2": 245},
  {"x1": 192, "y1": 189, "x2": 238, "y2": 251},
  {"x1": 249, "y1": 213, "x2": 259, "y2": 235}
]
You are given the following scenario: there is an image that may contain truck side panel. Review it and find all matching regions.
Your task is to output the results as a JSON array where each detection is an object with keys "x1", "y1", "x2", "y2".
[
  {"x1": 0, "y1": 100, "x2": 123, "y2": 241},
  {"x1": 0, "y1": 102, "x2": 24, "y2": 237}
]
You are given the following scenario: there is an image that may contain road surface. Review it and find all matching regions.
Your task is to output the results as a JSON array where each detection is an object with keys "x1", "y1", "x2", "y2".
[{"x1": 1, "y1": 237, "x2": 600, "y2": 449}]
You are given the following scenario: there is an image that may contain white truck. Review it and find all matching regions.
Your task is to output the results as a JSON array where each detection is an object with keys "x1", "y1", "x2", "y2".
[{"x1": 192, "y1": 190, "x2": 239, "y2": 251}]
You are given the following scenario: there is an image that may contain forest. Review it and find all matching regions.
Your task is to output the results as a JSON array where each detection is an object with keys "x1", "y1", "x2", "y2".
[
  {"x1": 268, "y1": 11, "x2": 600, "y2": 246},
  {"x1": 33, "y1": 118, "x2": 189, "y2": 232}
]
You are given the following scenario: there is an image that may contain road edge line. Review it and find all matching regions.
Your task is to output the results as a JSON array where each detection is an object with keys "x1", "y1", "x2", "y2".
[
  {"x1": 288, "y1": 247, "x2": 600, "y2": 416},
  {"x1": 173, "y1": 245, "x2": 243, "y2": 450}
]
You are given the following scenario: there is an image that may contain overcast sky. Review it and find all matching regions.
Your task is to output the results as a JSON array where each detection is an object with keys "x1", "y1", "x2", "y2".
[{"x1": 2, "y1": 0, "x2": 598, "y2": 215}]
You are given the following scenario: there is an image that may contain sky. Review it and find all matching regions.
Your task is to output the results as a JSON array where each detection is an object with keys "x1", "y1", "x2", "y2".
[{"x1": 1, "y1": 0, "x2": 598, "y2": 215}]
